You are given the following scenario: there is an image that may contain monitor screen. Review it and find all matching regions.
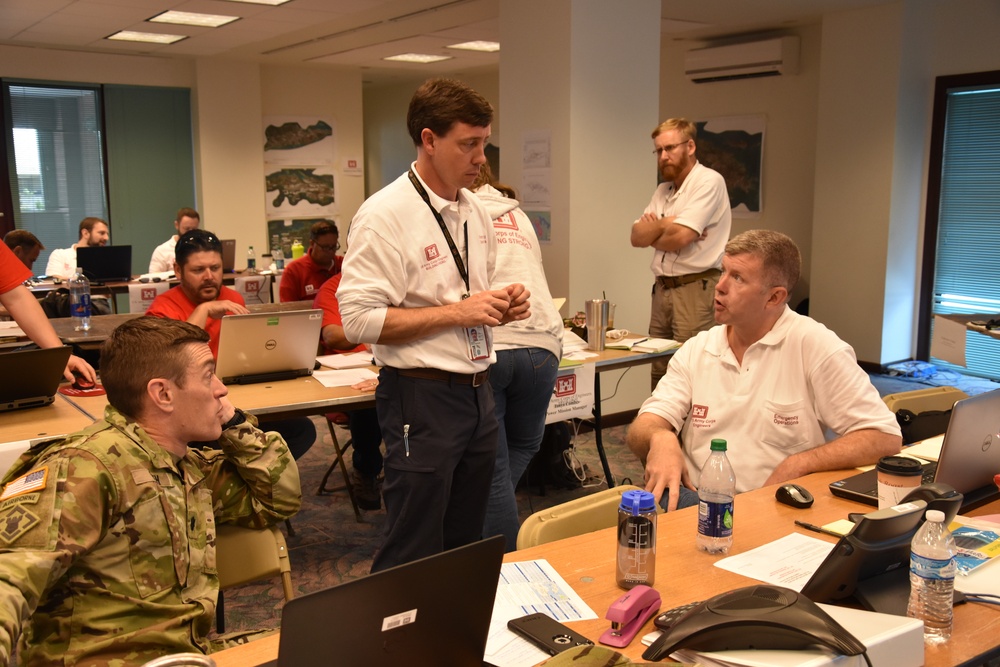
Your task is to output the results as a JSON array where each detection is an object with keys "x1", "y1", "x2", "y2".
[{"x1": 800, "y1": 500, "x2": 927, "y2": 615}]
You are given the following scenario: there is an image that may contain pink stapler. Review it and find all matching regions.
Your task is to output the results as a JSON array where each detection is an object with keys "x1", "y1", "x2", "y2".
[{"x1": 599, "y1": 585, "x2": 662, "y2": 648}]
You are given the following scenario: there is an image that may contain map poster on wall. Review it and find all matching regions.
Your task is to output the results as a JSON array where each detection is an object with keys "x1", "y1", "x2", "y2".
[
  {"x1": 264, "y1": 115, "x2": 338, "y2": 218},
  {"x1": 263, "y1": 116, "x2": 336, "y2": 165},
  {"x1": 694, "y1": 115, "x2": 765, "y2": 219},
  {"x1": 525, "y1": 210, "x2": 552, "y2": 243}
]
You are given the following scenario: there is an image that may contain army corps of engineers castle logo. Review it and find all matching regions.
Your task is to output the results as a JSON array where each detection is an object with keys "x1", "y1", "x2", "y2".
[{"x1": 555, "y1": 374, "x2": 577, "y2": 397}]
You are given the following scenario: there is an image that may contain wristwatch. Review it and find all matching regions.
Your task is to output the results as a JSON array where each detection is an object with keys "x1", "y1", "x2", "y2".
[{"x1": 221, "y1": 408, "x2": 247, "y2": 430}]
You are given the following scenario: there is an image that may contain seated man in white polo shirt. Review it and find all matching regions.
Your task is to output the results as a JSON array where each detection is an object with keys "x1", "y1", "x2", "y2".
[{"x1": 627, "y1": 229, "x2": 902, "y2": 510}]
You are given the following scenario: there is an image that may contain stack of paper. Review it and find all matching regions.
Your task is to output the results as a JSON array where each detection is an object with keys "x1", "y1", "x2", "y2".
[{"x1": 632, "y1": 338, "x2": 680, "y2": 353}]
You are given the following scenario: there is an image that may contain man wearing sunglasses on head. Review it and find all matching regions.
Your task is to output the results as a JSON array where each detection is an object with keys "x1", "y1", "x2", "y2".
[{"x1": 279, "y1": 220, "x2": 342, "y2": 302}]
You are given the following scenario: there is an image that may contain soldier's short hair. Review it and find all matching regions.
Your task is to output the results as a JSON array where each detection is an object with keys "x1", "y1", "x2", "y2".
[
  {"x1": 101, "y1": 316, "x2": 211, "y2": 419},
  {"x1": 406, "y1": 78, "x2": 493, "y2": 146},
  {"x1": 725, "y1": 229, "x2": 801, "y2": 295}
]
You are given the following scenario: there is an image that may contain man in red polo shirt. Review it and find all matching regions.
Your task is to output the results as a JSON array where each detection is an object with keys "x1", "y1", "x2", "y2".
[{"x1": 279, "y1": 220, "x2": 342, "y2": 302}]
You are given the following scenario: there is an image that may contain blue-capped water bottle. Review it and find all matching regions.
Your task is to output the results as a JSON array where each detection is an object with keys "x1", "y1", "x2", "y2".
[
  {"x1": 70, "y1": 269, "x2": 92, "y2": 331},
  {"x1": 615, "y1": 489, "x2": 657, "y2": 589},
  {"x1": 697, "y1": 438, "x2": 735, "y2": 554}
]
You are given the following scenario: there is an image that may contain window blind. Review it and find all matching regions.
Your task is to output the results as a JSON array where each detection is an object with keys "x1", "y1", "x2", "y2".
[{"x1": 930, "y1": 85, "x2": 1000, "y2": 379}]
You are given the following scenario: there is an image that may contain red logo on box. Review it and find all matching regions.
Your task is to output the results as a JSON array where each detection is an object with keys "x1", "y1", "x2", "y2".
[
  {"x1": 141, "y1": 288, "x2": 157, "y2": 300},
  {"x1": 555, "y1": 375, "x2": 577, "y2": 397}
]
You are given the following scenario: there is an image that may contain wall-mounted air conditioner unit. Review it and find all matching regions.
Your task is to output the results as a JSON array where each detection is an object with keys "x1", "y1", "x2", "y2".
[{"x1": 684, "y1": 36, "x2": 799, "y2": 83}]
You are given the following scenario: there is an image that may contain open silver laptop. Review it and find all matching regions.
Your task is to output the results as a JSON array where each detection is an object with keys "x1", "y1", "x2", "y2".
[
  {"x1": 215, "y1": 309, "x2": 322, "y2": 384},
  {"x1": 260, "y1": 536, "x2": 504, "y2": 667},
  {"x1": 0, "y1": 346, "x2": 72, "y2": 412},
  {"x1": 830, "y1": 388, "x2": 1000, "y2": 508}
]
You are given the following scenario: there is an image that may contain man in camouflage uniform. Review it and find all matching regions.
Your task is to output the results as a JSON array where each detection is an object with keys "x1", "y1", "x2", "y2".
[{"x1": 0, "y1": 316, "x2": 301, "y2": 666}]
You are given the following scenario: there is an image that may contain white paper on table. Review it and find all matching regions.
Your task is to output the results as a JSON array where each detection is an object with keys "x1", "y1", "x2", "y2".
[
  {"x1": 713, "y1": 533, "x2": 836, "y2": 592},
  {"x1": 561, "y1": 330, "x2": 588, "y2": 353},
  {"x1": 562, "y1": 350, "x2": 598, "y2": 361},
  {"x1": 902, "y1": 434, "x2": 944, "y2": 462},
  {"x1": 0, "y1": 321, "x2": 26, "y2": 337},
  {"x1": 312, "y1": 368, "x2": 378, "y2": 387},
  {"x1": 484, "y1": 559, "x2": 597, "y2": 667},
  {"x1": 316, "y1": 352, "x2": 373, "y2": 369}
]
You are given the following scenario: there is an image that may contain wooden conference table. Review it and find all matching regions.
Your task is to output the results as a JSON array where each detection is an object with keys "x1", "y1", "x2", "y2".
[{"x1": 211, "y1": 469, "x2": 1000, "y2": 667}]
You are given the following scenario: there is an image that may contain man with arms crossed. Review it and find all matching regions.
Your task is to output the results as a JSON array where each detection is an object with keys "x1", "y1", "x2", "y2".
[
  {"x1": 631, "y1": 119, "x2": 732, "y2": 388},
  {"x1": 338, "y1": 78, "x2": 529, "y2": 570},
  {"x1": 45, "y1": 216, "x2": 110, "y2": 279},
  {"x1": 627, "y1": 230, "x2": 901, "y2": 510},
  {"x1": 148, "y1": 207, "x2": 201, "y2": 273},
  {"x1": 0, "y1": 316, "x2": 300, "y2": 665}
]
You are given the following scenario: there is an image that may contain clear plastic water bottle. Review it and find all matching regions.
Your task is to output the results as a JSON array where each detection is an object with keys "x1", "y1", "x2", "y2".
[
  {"x1": 696, "y1": 438, "x2": 735, "y2": 554},
  {"x1": 273, "y1": 245, "x2": 284, "y2": 273},
  {"x1": 907, "y1": 509, "x2": 956, "y2": 644},
  {"x1": 615, "y1": 489, "x2": 657, "y2": 589},
  {"x1": 69, "y1": 270, "x2": 92, "y2": 331},
  {"x1": 247, "y1": 245, "x2": 257, "y2": 274}
]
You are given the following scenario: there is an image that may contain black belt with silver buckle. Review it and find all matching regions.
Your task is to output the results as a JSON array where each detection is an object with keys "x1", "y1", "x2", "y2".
[
  {"x1": 655, "y1": 268, "x2": 721, "y2": 290},
  {"x1": 392, "y1": 367, "x2": 490, "y2": 387}
]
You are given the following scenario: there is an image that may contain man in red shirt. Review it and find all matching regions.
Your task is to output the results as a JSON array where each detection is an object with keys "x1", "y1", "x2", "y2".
[
  {"x1": 146, "y1": 230, "x2": 249, "y2": 358},
  {"x1": 279, "y1": 220, "x2": 342, "y2": 302},
  {"x1": 147, "y1": 230, "x2": 316, "y2": 459},
  {"x1": 313, "y1": 273, "x2": 383, "y2": 510}
]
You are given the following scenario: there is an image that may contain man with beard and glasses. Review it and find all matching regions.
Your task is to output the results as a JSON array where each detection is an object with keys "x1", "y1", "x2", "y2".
[
  {"x1": 630, "y1": 118, "x2": 732, "y2": 389},
  {"x1": 147, "y1": 230, "x2": 316, "y2": 460}
]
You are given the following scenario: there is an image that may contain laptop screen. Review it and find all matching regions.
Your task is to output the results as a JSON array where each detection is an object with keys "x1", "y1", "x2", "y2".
[
  {"x1": 76, "y1": 245, "x2": 133, "y2": 283},
  {"x1": 215, "y1": 309, "x2": 322, "y2": 384}
]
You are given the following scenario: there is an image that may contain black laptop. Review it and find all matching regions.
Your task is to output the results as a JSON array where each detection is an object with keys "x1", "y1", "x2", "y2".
[
  {"x1": 0, "y1": 346, "x2": 72, "y2": 412},
  {"x1": 262, "y1": 536, "x2": 505, "y2": 667},
  {"x1": 830, "y1": 388, "x2": 1000, "y2": 509},
  {"x1": 221, "y1": 239, "x2": 236, "y2": 273},
  {"x1": 76, "y1": 245, "x2": 133, "y2": 283}
]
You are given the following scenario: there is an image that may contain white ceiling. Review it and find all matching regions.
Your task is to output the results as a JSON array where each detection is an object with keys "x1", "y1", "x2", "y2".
[{"x1": 0, "y1": 0, "x2": 896, "y2": 85}]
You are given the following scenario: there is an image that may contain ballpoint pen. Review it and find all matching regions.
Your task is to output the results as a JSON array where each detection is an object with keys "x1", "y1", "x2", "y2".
[{"x1": 794, "y1": 520, "x2": 844, "y2": 538}]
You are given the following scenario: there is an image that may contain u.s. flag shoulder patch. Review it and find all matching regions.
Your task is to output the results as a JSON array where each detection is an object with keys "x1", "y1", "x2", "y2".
[{"x1": 0, "y1": 467, "x2": 49, "y2": 501}]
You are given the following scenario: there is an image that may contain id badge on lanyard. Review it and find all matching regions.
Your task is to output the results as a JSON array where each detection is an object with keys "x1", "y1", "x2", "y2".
[{"x1": 465, "y1": 323, "x2": 491, "y2": 361}]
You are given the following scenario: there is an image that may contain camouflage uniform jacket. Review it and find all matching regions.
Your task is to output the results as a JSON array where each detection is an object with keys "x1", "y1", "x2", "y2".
[{"x1": 0, "y1": 406, "x2": 301, "y2": 666}]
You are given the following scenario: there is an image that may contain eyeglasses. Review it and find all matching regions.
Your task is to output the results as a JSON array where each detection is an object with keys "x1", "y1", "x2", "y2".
[
  {"x1": 315, "y1": 242, "x2": 341, "y2": 252},
  {"x1": 652, "y1": 139, "x2": 691, "y2": 156}
]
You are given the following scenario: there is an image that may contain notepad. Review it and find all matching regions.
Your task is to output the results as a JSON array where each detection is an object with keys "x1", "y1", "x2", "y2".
[{"x1": 632, "y1": 338, "x2": 680, "y2": 353}]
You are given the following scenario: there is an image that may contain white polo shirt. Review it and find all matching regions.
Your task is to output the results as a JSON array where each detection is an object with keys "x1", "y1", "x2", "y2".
[
  {"x1": 638, "y1": 306, "x2": 901, "y2": 492},
  {"x1": 338, "y1": 165, "x2": 497, "y2": 374}
]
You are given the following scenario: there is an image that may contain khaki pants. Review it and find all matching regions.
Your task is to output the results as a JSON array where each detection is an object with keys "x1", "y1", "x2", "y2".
[{"x1": 648, "y1": 274, "x2": 719, "y2": 389}]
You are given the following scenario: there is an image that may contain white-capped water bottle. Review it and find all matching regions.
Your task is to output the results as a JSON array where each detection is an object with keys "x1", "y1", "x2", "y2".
[
  {"x1": 696, "y1": 438, "x2": 735, "y2": 554},
  {"x1": 246, "y1": 245, "x2": 257, "y2": 274},
  {"x1": 272, "y1": 245, "x2": 284, "y2": 273},
  {"x1": 69, "y1": 270, "x2": 92, "y2": 331},
  {"x1": 907, "y1": 509, "x2": 956, "y2": 644}
]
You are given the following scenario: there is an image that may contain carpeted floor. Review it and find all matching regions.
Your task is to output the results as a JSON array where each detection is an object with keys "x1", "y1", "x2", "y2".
[{"x1": 215, "y1": 417, "x2": 644, "y2": 636}]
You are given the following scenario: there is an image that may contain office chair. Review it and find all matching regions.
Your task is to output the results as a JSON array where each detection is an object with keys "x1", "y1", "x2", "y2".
[
  {"x1": 882, "y1": 386, "x2": 968, "y2": 445},
  {"x1": 516, "y1": 484, "x2": 655, "y2": 550},
  {"x1": 215, "y1": 523, "x2": 294, "y2": 633}
]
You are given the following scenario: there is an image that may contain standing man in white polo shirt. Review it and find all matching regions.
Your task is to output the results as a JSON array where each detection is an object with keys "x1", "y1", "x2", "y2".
[
  {"x1": 631, "y1": 118, "x2": 732, "y2": 389},
  {"x1": 338, "y1": 78, "x2": 530, "y2": 571}
]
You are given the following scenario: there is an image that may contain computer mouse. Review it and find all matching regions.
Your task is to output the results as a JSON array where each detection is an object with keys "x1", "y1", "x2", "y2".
[
  {"x1": 775, "y1": 483, "x2": 814, "y2": 509},
  {"x1": 72, "y1": 373, "x2": 96, "y2": 391}
]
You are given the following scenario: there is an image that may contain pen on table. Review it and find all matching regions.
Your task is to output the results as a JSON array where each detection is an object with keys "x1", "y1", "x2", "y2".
[{"x1": 794, "y1": 520, "x2": 843, "y2": 538}]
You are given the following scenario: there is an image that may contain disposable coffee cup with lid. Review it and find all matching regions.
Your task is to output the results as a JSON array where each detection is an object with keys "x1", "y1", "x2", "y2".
[{"x1": 875, "y1": 455, "x2": 923, "y2": 509}]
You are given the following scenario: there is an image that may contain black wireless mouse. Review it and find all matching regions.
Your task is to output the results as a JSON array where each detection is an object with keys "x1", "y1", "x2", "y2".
[{"x1": 775, "y1": 483, "x2": 814, "y2": 509}]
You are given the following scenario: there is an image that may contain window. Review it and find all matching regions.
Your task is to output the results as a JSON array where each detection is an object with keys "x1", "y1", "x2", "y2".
[
  {"x1": 919, "y1": 71, "x2": 1000, "y2": 380},
  {"x1": 2, "y1": 82, "x2": 108, "y2": 270}
]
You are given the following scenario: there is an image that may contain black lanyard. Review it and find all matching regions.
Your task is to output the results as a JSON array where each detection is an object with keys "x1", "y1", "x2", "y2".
[{"x1": 408, "y1": 169, "x2": 470, "y2": 296}]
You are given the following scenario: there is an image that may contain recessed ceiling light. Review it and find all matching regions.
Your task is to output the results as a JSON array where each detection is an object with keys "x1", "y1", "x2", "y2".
[
  {"x1": 383, "y1": 53, "x2": 452, "y2": 64},
  {"x1": 149, "y1": 11, "x2": 240, "y2": 28},
  {"x1": 107, "y1": 31, "x2": 187, "y2": 44},
  {"x1": 447, "y1": 41, "x2": 500, "y2": 52},
  {"x1": 223, "y1": 0, "x2": 293, "y2": 5}
]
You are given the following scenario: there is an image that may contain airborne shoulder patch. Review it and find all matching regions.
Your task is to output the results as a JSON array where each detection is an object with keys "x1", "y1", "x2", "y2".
[{"x1": 0, "y1": 467, "x2": 48, "y2": 502}]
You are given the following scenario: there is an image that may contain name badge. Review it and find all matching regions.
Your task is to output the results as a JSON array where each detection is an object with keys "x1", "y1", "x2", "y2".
[{"x1": 465, "y1": 325, "x2": 491, "y2": 361}]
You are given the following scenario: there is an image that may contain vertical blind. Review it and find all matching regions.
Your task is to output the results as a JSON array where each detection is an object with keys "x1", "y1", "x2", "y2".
[
  {"x1": 930, "y1": 85, "x2": 1000, "y2": 379},
  {"x1": 3, "y1": 82, "x2": 108, "y2": 272}
]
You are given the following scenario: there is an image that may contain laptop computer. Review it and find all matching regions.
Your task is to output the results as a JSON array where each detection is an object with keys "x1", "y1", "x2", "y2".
[
  {"x1": 260, "y1": 536, "x2": 505, "y2": 667},
  {"x1": 76, "y1": 245, "x2": 133, "y2": 283},
  {"x1": 0, "y1": 346, "x2": 72, "y2": 412},
  {"x1": 830, "y1": 388, "x2": 1000, "y2": 508},
  {"x1": 221, "y1": 239, "x2": 236, "y2": 273},
  {"x1": 215, "y1": 309, "x2": 322, "y2": 384}
]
